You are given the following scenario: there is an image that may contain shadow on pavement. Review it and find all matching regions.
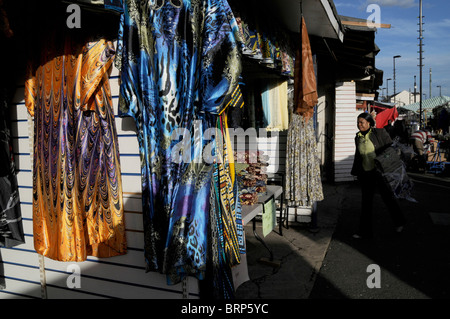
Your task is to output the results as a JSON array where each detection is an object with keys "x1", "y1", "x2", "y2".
[{"x1": 310, "y1": 177, "x2": 450, "y2": 299}]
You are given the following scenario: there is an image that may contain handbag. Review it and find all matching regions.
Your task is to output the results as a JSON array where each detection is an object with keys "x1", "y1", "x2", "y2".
[
  {"x1": 374, "y1": 146, "x2": 403, "y2": 173},
  {"x1": 375, "y1": 146, "x2": 416, "y2": 201}
]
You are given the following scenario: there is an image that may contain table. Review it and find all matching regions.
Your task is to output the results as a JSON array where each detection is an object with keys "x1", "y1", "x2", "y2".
[{"x1": 240, "y1": 185, "x2": 284, "y2": 266}]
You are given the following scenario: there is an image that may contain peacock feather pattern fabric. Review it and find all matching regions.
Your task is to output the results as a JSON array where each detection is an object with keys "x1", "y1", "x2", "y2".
[
  {"x1": 116, "y1": 0, "x2": 244, "y2": 289},
  {"x1": 25, "y1": 33, "x2": 127, "y2": 262}
]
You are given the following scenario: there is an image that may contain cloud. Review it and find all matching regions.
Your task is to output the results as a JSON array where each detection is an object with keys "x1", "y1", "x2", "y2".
[
  {"x1": 335, "y1": 0, "x2": 370, "y2": 13},
  {"x1": 375, "y1": 15, "x2": 450, "y2": 41},
  {"x1": 366, "y1": 0, "x2": 418, "y2": 8},
  {"x1": 427, "y1": 19, "x2": 450, "y2": 38},
  {"x1": 335, "y1": 2, "x2": 359, "y2": 7},
  {"x1": 436, "y1": 19, "x2": 450, "y2": 27}
]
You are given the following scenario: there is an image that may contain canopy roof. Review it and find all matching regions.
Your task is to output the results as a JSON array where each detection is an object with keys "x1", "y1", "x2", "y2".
[{"x1": 399, "y1": 96, "x2": 450, "y2": 113}]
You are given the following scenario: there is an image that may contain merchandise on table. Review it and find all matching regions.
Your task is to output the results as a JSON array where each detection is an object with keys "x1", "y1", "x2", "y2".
[{"x1": 235, "y1": 150, "x2": 269, "y2": 205}]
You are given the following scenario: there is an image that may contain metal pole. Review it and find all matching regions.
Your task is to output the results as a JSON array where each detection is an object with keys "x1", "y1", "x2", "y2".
[
  {"x1": 386, "y1": 78, "x2": 391, "y2": 101},
  {"x1": 419, "y1": 0, "x2": 423, "y2": 128},
  {"x1": 394, "y1": 58, "x2": 396, "y2": 104},
  {"x1": 387, "y1": 80, "x2": 389, "y2": 99},
  {"x1": 414, "y1": 75, "x2": 417, "y2": 103},
  {"x1": 393, "y1": 56, "x2": 401, "y2": 104},
  {"x1": 429, "y1": 68, "x2": 432, "y2": 98}
]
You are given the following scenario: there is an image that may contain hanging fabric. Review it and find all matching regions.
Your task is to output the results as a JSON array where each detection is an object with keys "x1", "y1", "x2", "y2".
[
  {"x1": 206, "y1": 114, "x2": 244, "y2": 299},
  {"x1": 24, "y1": 28, "x2": 127, "y2": 261},
  {"x1": 0, "y1": 88, "x2": 25, "y2": 249},
  {"x1": 286, "y1": 9, "x2": 323, "y2": 207},
  {"x1": 1, "y1": 87, "x2": 25, "y2": 289},
  {"x1": 261, "y1": 80, "x2": 289, "y2": 131},
  {"x1": 115, "y1": 0, "x2": 244, "y2": 295},
  {"x1": 0, "y1": 251, "x2": 4, "y2": 289},
  {"x1": 1, "y1": 2, "x2": 25, "y2": 289},
  {"x1": 375, "y1": 107, "x2": 399, "y2": 128},
  {"x1": 285, "y1": 113, "x2": 324, "y2": 207},
  {"x1": 293, "y1": 16, "x2": 318, "y2": 122}
]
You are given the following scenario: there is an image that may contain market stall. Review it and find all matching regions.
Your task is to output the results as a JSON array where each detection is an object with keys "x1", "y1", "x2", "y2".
[{"x1": 0, "y1": 0, "x2": 326, "y2": 299}]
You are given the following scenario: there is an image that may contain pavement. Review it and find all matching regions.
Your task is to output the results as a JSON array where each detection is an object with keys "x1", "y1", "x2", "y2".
[{"x1": 235, "y1": 171, "x2": 450, "y2": 300}]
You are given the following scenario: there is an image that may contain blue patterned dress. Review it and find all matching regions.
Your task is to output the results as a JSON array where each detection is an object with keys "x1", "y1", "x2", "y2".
[{"x1": 115, "y1": 0, "x2": 244, "y2": 295}]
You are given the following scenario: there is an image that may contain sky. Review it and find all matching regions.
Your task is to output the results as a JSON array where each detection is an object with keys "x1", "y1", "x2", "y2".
[{"x1": 334, "y1": 0, "x2": 450, "y2": 101}]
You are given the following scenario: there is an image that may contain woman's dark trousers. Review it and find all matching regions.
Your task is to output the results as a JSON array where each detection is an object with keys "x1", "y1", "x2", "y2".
[{"x1": 357, "y1": 169, "x2": 406, "y2": 238}]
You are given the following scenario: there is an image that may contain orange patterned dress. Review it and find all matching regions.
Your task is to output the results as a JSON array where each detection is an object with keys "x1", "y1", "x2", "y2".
[{"x1": 24, "y1": 33, "x2": 127, "y2": 261}]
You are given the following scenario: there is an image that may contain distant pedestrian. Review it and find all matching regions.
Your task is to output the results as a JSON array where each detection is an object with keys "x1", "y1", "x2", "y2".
[
  {"x1": 351, "y1": 112, "x2": 406, "y2": 239},
  {"x1": 409, "y1": 127, "x2": 434, "y2": 171},
  {"x1": 383, "y1": 120, "x2": 395, "y2": 139},
  {"x1": 393, "y1": 119, "x2": 409, "y2": 144}
]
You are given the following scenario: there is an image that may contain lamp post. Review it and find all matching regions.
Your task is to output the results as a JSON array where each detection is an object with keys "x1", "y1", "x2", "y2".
[
  {"x1": 386, "y1": 78, "x2": 392, "y2": 102},
  {"x1": 393, "y1": 55, "x2": 401, "y2": 104},
  {"x1": 429, "y1": 68, "x2": 432, "y2": 98},
  {"x1": 419, "y1": 0, "x2": 424, "y2": 128},
  {"x1": 414, "y1": 75, "x2": 417, "y2": 103},
  {"x1": 437, "y1": 85, "x2": 442, "y2": 97}
]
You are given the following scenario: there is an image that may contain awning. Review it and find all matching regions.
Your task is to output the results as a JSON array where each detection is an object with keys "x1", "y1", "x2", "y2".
[
  {"x1": 309, "y1": 13, "x2": 383, "y2": 94},
  {"x1": 271, "y1": 0, "x2": 345, "y2": 41},
  {"x1": 399, "y1": 96, "x2": 450, "y2": 113}
]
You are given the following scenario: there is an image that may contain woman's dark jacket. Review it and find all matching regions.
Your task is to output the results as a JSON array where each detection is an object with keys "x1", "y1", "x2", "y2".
[{"x1": 351, "y1": 128, "x2": 393, "y2": 176}]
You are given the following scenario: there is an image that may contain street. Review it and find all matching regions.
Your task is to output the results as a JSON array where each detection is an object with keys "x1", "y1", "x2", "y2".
[{"x1": 310, "y1": 173, "x2": 450, "y2": 299}]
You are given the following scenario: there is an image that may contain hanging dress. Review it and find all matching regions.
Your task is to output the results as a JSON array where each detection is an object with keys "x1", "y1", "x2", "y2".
[
  {"x1": 1, "y1": 88, "x2": 26, "y2": 290},
  {"x1": 116, "y1": 0, "x2": 244, "y2": 291},
  {"x1": 261, "y1": 80, "x2": 289, "y2": 131},
  {"x1": 0, "y1": 89, "x2": 25, "y2": 249},
  {"x1": 24, "y1": 30, "x2": 127, "y2": 262},
  {"x1": 285, "y1": 16, "x2": 323, "y2": 207},
  {"x1": 285, "y1": 113, "x2": 324, "y2": 207}
]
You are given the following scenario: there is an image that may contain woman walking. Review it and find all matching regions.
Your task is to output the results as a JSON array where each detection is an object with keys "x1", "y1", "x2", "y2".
[{"x1": 351, "y1": 112, "x2": 406, "y2": 239}]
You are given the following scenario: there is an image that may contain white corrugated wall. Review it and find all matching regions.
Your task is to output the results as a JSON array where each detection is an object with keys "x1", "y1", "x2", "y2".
[{"x1": 334, "y1": 81, "x2": 358, "y2": 183}]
